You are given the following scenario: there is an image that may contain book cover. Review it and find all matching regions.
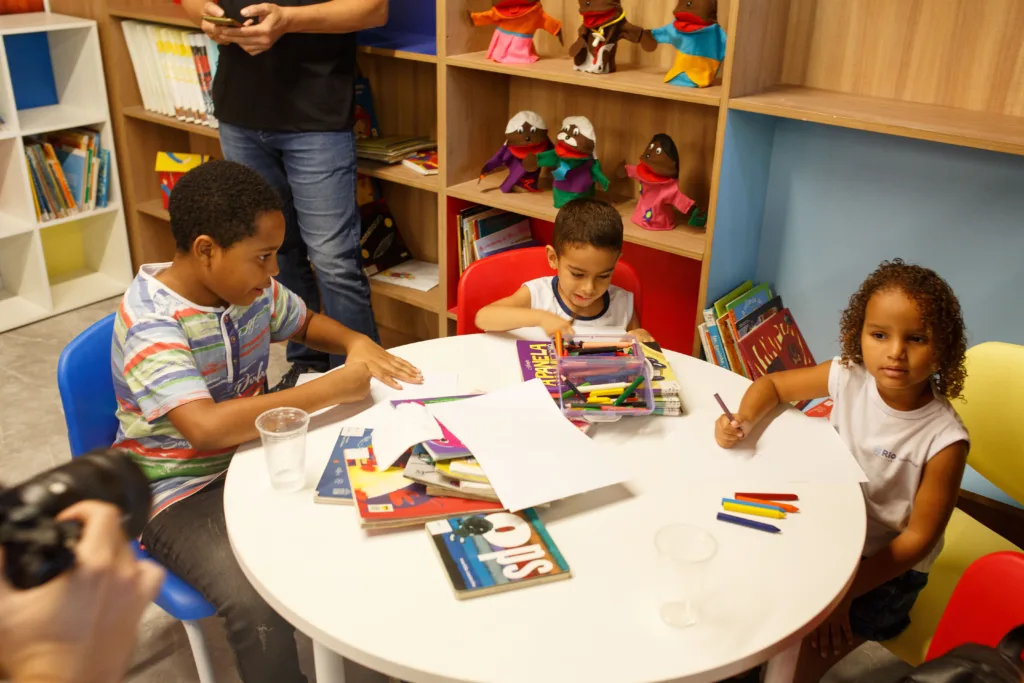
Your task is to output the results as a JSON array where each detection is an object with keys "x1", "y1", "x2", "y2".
[
  {"x1": 344, "y1": 428, "x2": 503, "y2": 529},
  {"x1": 725, "y1": 282, "x2": 773, "y2": 320},
  {"x1": 389, "y1": 394, "x2": 480, "y2": 461},
  {"x1": 716, "y1": 310, "x2": 749, "y2": 378},
  {"x1": 359, "y1": 200, "x2": 411, "y2": 277},
  {"x1": 516, "y1": 340, "x2": 559, "y2": 397},
  {"x1": 401, "y1": 150, "x2": 438, "y2": 175},
  {"x1": 737, "y1": 308, "x2": 816, "y2": 380},
  {"x1": 426, "y1": 508, "x2": 571, "y2": 599},
  {"x1": 474, "y1": 218, "x2": 532, "y2": 260},
  {"x1": 436, "y1": 457, "x2": 490, "y2": 484},
  {"x1": 370, "y1": 259, "x2": 439, "y2": 292},
  {"x1": 404, "y1": 449, "x2": 499, "y2": 502},
  {"x1": 735, "y1": 294, "x2": 783, "y2": 340},
  {"x1": 313, "y1": 428, "x2": 358, "y2": 505},
  {"x1": 640, "y1": 339, "x2": 681, "y2": 398},
  {"x1": 706, "y1": 321, "x2": 730, "y2": 370},
  {"x1": 97, "y1": 148, "x2": 111, "y2": 208},
  {"x1": 802, "y1": 398, "x2": 834, "y2": 419},
  {"x1": 353, "y1": 77, "x2": 380, "y2": 140},
  {"x1": 713, "y1": 280, "x2": 753, "y2": 319}
]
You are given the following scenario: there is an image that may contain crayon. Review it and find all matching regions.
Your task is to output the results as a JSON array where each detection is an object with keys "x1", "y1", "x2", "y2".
[
  {"x1": 735, "y1": 495, "x2": 799, "y2": 513},
  {"x1": 722, "y1": 501, "x2": 786, "y2": 519},
  {"x1": 714, "y1": 393, "x2": 735, "y2": 422},
  {"x1": 586, "y1": 396, "x2": 613, "y2": 404},
  {"x1": 581, "y1": 341, "x2": 633, "y2": 349},
  {"x1": 555, "y1": 330, "x2": 564, "y2": 357},
  {"x1": 716, "y1": 512, "x2": 781, "y2": 534},
  {"x1": 721, "y1": 498, "x2": 787, "y2": 513},
  {"x1": 735, "y1": 493, "x2": 799, "y2": 502},
  {"x1": 577, "y1": 382, "x2": 628, "y2": 393},
  {"x1": 613, "y1": 375, "x2": 645, "y2": 406}
]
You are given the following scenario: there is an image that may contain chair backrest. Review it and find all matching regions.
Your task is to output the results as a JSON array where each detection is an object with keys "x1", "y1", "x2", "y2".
[
  {"x1": 925, "y1": 551, "x2": 1024, "y2": 661},
  {"x1": 56, "y1": 313, "x2": 120, "y2": 458},
  {"x1": 456, "y1": 247, "x2": 643, "y2": 335},
  {"x1": 955, "y1": 342, "x2": 1024, "y2": 505}
]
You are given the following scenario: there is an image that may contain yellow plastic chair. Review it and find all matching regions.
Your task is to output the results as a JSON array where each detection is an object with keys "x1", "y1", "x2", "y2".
[{"x1": 883, "y1": 341, "x2": 1024, "y2": 665}]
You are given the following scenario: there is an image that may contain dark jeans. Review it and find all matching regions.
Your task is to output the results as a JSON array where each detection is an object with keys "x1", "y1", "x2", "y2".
[
  {"x1": 141, "y1": 479, "x2": 306, "y2": 683},
  {"x1": 219, "y1": 123, "x2": 380, "y2": 371}
]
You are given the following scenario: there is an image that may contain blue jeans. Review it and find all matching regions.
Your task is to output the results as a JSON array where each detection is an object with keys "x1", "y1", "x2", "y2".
[{"x1": 219, "y1": 123, "x2": 379, "y2": 371}]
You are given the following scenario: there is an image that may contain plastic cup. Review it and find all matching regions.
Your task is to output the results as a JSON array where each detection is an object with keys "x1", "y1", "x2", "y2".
[
  {"x1": 654, "y1": 523, "x2": 718, "y2": 628},
  {"x1": 255, "y1": 407, "x2": 310, "y2": 491}
]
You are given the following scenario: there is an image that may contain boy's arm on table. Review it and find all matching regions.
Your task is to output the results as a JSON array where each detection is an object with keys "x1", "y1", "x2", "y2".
[
  {"x1": 167, "y1": 362, "x2": 373, "y2": 451},
  {"x1": 848, "y1": 442, "x2": 968, "y2": 598},
  {"x1": 716, "y1": 361, "x2": 831, "y2": 447},
  {"x1": 475, "y1": 287, "x2": 573, "y2": 336}
]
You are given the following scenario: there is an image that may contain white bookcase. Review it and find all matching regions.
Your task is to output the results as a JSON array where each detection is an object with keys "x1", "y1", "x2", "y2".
[{"x1": 0, "y1": 12, "x2": 131, "y2": 332}]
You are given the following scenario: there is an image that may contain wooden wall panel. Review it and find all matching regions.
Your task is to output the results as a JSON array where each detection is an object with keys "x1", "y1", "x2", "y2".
[
  {"x1": 381, "y1": 184, "x2": 438, "y2": 264},
  {"x1": 781, "y1": 0, "x2": 1024, "y2": 116},
  {"x1": 357, "y1": 55, "x2": 438, "y2": 139},
  {"x1": 724, "y1": 0, "x2": 791, "y2": 98}
]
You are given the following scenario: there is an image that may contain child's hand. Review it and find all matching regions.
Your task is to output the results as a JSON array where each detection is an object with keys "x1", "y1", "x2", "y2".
[
  {"x1": 541, "y1": 313, "x2": 574, "y2": 337},
  {"x1": 346, "y1": 337, "x2": 423, "y2": 390},
  {"x1": 629, "y1": 327, "x2": 654, "y2": 342},
  {"x1": 715, "y1": 413, "x2": 748, "y2": 448}
]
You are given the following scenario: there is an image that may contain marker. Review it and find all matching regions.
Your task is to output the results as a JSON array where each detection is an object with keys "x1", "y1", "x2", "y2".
[
  {"x1": 577, "y1": 382, "x2": 628, "y2": 393},
  {"x1": 722, "y1": 497, "x2": 787, "y2": 514},
  {"x1": 578, "y1": 346, "x2": 621, "y2": 355},
  {"x1": 722, "y1": 501, "x2": 786, "y2": 519},
  {"x1": 581, "y1": 341, "x2": 632, "y2": 349},
  {"x1": 713, "y1": 393, "x2": 735, "y2": 422},
  {"x1": 555, "y1": 330, "x2": 564, "y2": 357},
  {"x1": 613, "y1": 375, "x2": 645, "y2": 406},
  {"x1": 736, "y1": 494, "x2": 799, "y2": 513},
  {"x1": 736, "y1": 492, "x2": 799, "y2": 502},
  {"x1": 561, "y1": 376, "x2": 584, "y2": 399},
  {"x1": 717, "y1": 512, "x2": 781, "y2": 534}
]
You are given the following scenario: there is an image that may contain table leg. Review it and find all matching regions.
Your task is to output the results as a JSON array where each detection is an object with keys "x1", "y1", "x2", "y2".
[
  {"x1": 313, "y1": 640, "x2": 347, "y2": 683},
  {"x1": 763, "y1": 643, "x2": 799, "y2": 683}
]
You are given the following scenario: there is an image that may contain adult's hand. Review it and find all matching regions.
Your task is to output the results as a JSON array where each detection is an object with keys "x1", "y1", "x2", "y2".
[
  {"x1": 221, "y1": 3, "x2": 291, "y2": 56},
  {"x1": 0, "y1": 502, "x2": 164, "y2": 683},
  {"x1": 199, "y1": 1, "x2": 234, "y2": 46}
]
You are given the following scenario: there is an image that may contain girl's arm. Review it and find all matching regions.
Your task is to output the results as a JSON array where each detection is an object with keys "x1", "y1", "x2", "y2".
[
  {"x1": 475, "y1": 287, "x2": 573, "y2": 336},
  {"x1": 716, "y1": 361, "x2": 831, "y2": 447},
  {"x1": 848, "y1": 442, "x2": 968, "y2": 597}
]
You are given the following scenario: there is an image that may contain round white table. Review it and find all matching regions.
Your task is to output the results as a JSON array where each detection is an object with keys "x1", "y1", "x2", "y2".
[{"x1": 225, "y1": 331, "x2": 866, "y2": 683}]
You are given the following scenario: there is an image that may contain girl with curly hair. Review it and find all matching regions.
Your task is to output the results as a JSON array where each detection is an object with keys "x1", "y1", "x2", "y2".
[{"x1": 714, "y1": 259, "x2": 970, "y2": 683}]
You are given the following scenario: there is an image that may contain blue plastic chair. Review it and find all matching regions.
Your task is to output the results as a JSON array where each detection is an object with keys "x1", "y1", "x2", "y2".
[{"x1": 57, "y1": 313, "x2": 217, "y2": 683}]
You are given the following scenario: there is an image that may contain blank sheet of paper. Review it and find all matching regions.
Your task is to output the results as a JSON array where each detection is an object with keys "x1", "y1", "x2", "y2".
[
  {"x1": 370, "y1": 402, "x2": 444, "y2": 470},
  {"x1": 297, "y1": 371, "x2": 459, "y2": 417},
  {"x1": 425, "y1": 379, "x2": 630, "y2": 511}
]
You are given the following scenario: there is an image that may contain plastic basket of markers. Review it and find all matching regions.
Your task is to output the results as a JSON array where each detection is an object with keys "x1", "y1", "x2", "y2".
[{"x1": 555, "y1": 333, "x2": 655, "y2": 423}]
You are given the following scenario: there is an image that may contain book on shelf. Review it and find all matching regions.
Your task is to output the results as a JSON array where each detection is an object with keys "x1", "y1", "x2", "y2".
[
  {"x1": 339, "y1": 428, "x2": 503, "y2": 529},
  {"x1": 353, "y1": 76, "x2": 380, "y2": 140},
  {"x1": 456, "y1": 206, "x2": 536, "y2": 274},
  {"x1": 370, "y1": 259, "x2": 439, "y2": 292},
  {"x1": 426, "y1": 508, "x2": 571, "y2": 599},
  {"x1": 121, "y1": 20, "x2": 220, "y2": 128},
  {"x1": 25, "y1": 128, "x2": 109, "y2": 222},
  {"x1": 401, "y1": 150, "x2": 438, "y2": 175},
  {"x1": 356, "y1": 136, "x2": 436, "y2": 164},
  {"x1": 359, "y1": 200, "x2": 412, "y2": 277}
]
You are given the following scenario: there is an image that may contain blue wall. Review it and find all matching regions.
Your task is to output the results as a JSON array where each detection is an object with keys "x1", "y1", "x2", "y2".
[{"x1": 751, "y1": 119, "x2": 1024, "y2": 506}]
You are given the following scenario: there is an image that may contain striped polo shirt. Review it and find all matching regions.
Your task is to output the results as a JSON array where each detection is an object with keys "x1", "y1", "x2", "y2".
[{"x1": 112, "y1": 263, "x2": 306, "y2": 518}]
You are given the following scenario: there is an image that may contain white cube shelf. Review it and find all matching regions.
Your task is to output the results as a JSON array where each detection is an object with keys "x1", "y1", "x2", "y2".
[{"x1": 0, "y1": 12, "x2": 131, "y2": 332}]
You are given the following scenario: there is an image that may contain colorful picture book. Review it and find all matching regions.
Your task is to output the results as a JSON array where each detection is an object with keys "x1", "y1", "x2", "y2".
[
  {"x1": 370, "y1": 259, "x2": 439, "y2": 293},
  {"x1": 639, "y1": 340, "x2": 683, "y2": 416},
  {"x1": 340, "y1": 428, "x2": 503, "y2": 529},
  {"x1": 737, "y1": 308, "x2": 816, "y2": 379},
  {"x1": 404, "y1": 448, "x2": 498, "y2": 502},
  {"x1": 456, "y1": 206, "x2": 536, "y2": 274},
  {"x1": 402, "y1": 150, "x2": 438, "y2": 175},
  {"x1": 426, "y1": 508, "x2": 571, "y2": 599},
  {"x1": 389, "y1": 395, "x2": 480, "y2": 461},
  {"x1": 25, "y1": 128, "x2": 110, "y2": 221},
  {"x1": 313, "y1": 429, "x2": 357, "y2": 505},
  {"x1": 516, "y1": 339, "x2": 560, "y2": 397},
  {"x1": 353, "y1": 77, "x2": 380, "y2": 140}
]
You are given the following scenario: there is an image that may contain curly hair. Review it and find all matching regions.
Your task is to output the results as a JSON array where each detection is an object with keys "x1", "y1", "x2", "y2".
[
  {"x1": 838, "y1": 259, "x2": 967, "y2": 400},
  {"x1": 168, "y1": 159, "x2": 282, "y2": 252},
  {"x1": 553, "y1": 198, "x2": 623, "y2": 254}
]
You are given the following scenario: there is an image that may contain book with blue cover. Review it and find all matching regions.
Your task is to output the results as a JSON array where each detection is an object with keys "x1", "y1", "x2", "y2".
[
  {"x1": 313, "y1": 427, "x2": 362, "y2": 505},
  {"x1": 426, "y1": 508, "x2": 571, "y2": 599}
]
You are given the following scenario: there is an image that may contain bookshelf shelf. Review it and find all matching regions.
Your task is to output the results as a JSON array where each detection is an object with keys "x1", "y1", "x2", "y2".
[
  {"x1": 34, "y1": 202, "x2": 120, "y2": 229},
  {"x1": 357, "y1": 160, "x2": 439, "y2": 192},
  {"x1": 123, "y1": 105, "x2": 220, "y2": 140},
  {"x1": 357, "y1": 45, "x2": 437, "y2": 63},
  {"x1": 0, "y1": 12, "x2": 93, "y2": 35},
  {"x1": 446, "y1": 52, "x2": 722, "y2": 107},
  {"x1": 447, "y1": 174, "x2": 706, "y2": 261},
  {"x1": 369, "y1": 278, "x2": 441, "y2": 313},
  {"x1": 0, "y1": 212, "x2": 35, "y2": 238},
  {"x1": 136, "y1": 198, "x2": 169, "y2": 222},
  {"x1": 18, "y1": 104, "x2": 106, "y2": 137},
  {"x1": 446, "y1": 308, "x2": 457, "y2": 321},
  {"x1": 107, "y1": 6, "x2": 193, "y2": 28},
  {"x1": 729, "y1": 86, "x2": 1024, "y2": 157}
]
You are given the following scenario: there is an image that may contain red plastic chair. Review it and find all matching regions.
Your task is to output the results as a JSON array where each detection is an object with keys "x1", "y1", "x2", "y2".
[
  {"x1": 456, "y1": 246, "x2": 642, "y2": 335},
  {"x1": 925, "y1": 551, "x2": 1024, "y2": 662}
]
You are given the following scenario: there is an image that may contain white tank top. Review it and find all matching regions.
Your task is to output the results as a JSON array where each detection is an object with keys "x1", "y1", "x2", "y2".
[
  {"x1": 523, "y1": 276, "x2": 634, "y2": 329},
  {"x1": 828, "y1": 358, "x2": 970, "y2": 572}
]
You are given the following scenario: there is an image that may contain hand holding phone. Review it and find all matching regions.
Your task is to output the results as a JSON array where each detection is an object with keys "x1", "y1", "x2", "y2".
[{"x1": 202, "y1": 15, "x2": 242, "y2": 27}]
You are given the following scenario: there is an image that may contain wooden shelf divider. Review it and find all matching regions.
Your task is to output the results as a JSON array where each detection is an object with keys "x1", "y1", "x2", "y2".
[{"x1": 123, "y1": 105, "x2": 221, "y2": 139}]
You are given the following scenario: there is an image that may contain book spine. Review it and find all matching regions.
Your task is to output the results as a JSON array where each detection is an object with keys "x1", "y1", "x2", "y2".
[
  {"x1": 706, "y1": 323, "x2": 730, "y2": 370},
  {"x1": 698, "y1": 322, "x2": 714, "y2": 364}
]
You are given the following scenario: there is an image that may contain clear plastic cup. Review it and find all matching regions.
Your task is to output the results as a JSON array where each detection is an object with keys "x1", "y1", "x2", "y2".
[
  {"x1": 255, "y1": 407, "x2": 310, "y2": 491},
  {"x1": 654, "y1": 523, "x2": 718, "y2": 628}
]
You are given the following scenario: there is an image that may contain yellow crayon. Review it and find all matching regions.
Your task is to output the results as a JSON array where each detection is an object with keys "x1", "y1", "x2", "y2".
[
  {"x1": 588, "y1": 389, "x2": 624, "y2": 397},
  {"x1": 722, "y1": 501, "x2": 786, "y2": 520},
  {"x1": 586, "y1": 396, "x2": 613, "y2": 404}
]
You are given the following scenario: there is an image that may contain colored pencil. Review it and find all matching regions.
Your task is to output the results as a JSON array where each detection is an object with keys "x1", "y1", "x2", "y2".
[
  {"x1": 721, "y1": 497, "x2": 788, "y2": 513},
  {"x1": 722, "y1": 501, "x2": 786, "y2": 519},
  {"x1": 561, "y1": 376, "x2": 584, "y2": 399},
  {"x1": 613, "y1": 375, "x2": 645, "y2": 406},
  {"x1": 714, "y1": 393, "x2": 735, "y2": 422},
  {"x1": 736, "y1": 495, "x2": 799, "y2": 513},
  {"x1": 717, "y1": 512, "x2": 781, "y2": 534},
  {"x1": 735, "y1": 493, "x2": 799, "y2": 502},
  {"x1": 555, "y1": 330, "x2": 564, "y2": 357}
]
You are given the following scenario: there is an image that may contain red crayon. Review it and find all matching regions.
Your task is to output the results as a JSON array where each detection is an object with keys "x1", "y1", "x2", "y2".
[{"x1": 735, "y1": 492, "x2": 799, "y2": 502}]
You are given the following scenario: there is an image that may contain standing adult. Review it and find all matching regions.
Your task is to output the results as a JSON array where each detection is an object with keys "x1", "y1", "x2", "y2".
[{"x1": 183, "y1": 0, "x2": 387, "y2": 389}]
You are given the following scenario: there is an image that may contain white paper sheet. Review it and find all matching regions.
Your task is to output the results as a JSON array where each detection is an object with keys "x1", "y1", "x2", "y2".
[
  {"x1": 425, "y1": 379, "x2": 631, "y2": 511},
  {"x1": 369, "y1": 402, "x2": 444, "y2": 470},
  {"x1": 296, "y1": 371, "x2": 459, "y2": 417}
]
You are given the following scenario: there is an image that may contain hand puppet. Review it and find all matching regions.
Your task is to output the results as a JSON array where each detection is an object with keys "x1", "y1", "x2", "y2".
[
  {"x1": 650, "y1": 0, "x2": 727, "y2": 87},
  {"x1": 470, "y1": 0, "x2": 563, "y2": 64},
  {"x1": 525, "y1": 116, "x2": 609, "y2": 208},
  {"x1": 621, "y1": 134, "x2": 700, "y2": 231},
  {"x1": 568, "y1": 0, "x2": 654, "y2": 74},
  {"x1": 479, "y1": 111, "x2": 553, "y2": 193}
]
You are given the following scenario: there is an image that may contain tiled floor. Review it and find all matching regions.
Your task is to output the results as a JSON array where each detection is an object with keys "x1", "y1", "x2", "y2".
[{"x1": 0, "y1": 301, "x2": 912, "y2": 683}]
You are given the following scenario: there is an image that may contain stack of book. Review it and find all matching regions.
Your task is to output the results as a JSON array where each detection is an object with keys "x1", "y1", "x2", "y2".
[
  {"x1": 120, "y1": 20, "x2": 218, "y2": 128},
  {"x1": 456, "y1": 205, "x2": 536, "y2": 274},
  {"x1": 25, "y1": 129, "x2": 110, "y2": 222},
  {"x1": 698, "y1": 281, "x2": 815, "y2": 406},
  {"x1": 356, "y1": 135, "x2": 436, "y2": 164}
]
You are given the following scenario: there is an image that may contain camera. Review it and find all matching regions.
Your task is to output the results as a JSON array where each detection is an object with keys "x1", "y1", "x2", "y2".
[{"x1": 0, "y1": 449, "x2": 152, "y2": 590}]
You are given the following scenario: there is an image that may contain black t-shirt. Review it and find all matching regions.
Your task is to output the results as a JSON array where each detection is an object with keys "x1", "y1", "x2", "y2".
[{"x1": 213, "y1": 0, "x2": 356, "y2": 132}]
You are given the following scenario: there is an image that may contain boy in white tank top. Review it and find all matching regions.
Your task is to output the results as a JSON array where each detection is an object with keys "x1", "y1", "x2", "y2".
[
  {"x1": 714, "y1": 259, "x2": 970, "y2": 683},
  {"x1": 475, "y1": 198, "x2": 650, "y2": 339}
]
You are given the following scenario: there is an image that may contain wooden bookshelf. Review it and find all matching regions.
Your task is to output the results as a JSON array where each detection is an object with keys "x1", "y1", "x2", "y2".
[
  {"x1": 51, "y1": 0, "x2": 1024, "y2": 354},
  {"x1": 730, "y1": 86, "x2": 1024, "y2": 157}
]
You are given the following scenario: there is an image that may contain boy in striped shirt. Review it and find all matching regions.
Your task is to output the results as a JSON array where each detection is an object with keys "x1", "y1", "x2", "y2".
[{"x1": 112, "y1": 160, "x2": 421, "y2": 683}]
